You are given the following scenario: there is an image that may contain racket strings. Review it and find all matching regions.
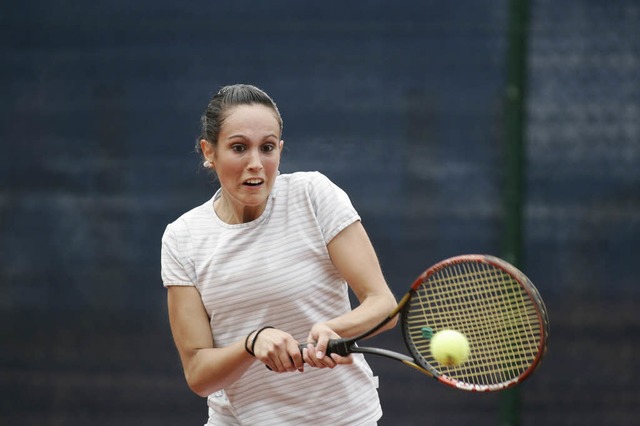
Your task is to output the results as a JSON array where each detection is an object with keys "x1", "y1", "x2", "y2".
[
  {"x1": 438, "y1": 265, "x2": 536, "y2": 380},
  {"x1": 457, "y1": 263, "x2": 539, "y2": 381},
  {"x1": 406, "y1": 261, "x2": 543, "y2": 387},
  {"x1": 449, "y1": 263, "x2": 538, "y2": 382}
]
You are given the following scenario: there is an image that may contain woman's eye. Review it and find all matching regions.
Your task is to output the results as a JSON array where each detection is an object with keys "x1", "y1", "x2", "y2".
[
  {"x1": 231, "y1": 145, "x2": 246, "y2": 152},
  {"x1": 262, "y1": 144, "x2": 276, "y2": 152}
]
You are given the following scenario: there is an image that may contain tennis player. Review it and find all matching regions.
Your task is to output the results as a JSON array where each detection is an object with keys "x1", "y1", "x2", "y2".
[{"x1": 161, "y1": 84, "x2": 397, "y2": 425}]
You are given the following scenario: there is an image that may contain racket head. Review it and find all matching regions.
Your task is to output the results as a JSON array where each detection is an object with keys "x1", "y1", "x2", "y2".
[{"x1": 401, "y1": 254, "x2": 549, "y2": 392}]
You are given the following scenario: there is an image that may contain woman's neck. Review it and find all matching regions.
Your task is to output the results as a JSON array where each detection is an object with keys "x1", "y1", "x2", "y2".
[{"x1": 214, "y1": 195, "x2": 264, "y2": 224}]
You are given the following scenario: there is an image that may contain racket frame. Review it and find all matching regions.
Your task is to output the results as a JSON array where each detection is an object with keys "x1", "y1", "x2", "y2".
[{"x1": 322, "y1": 254, "x2": 549, "y2": 392}]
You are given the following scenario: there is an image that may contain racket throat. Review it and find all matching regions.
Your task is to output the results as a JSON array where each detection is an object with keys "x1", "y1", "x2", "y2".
[{"x1": 354, "y1": 346, "x2": 415, "y2": 363}]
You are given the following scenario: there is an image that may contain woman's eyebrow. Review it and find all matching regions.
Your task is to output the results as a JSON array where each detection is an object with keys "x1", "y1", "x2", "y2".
[{"x1": 226, "y1": 132, "x2": 279, "y2": 140}]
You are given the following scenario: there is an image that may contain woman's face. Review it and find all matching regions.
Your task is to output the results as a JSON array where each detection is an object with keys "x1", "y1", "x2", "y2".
[{"x1": 203, "y1": 104, "x2": 283, "y2": 223}]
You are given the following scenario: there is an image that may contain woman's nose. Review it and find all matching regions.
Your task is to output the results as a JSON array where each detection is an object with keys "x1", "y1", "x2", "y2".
[{"x1": 247, "y1": 148, "x2": 263, "y2": 170}]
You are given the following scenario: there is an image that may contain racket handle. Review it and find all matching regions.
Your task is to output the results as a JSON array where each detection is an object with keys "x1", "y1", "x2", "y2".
[
  {"x1": 298, "y1": 338, "x2": 351, "y2": 357},
  {"x1": 265, "y1": 339, "x2": 351, "y2": 370}
]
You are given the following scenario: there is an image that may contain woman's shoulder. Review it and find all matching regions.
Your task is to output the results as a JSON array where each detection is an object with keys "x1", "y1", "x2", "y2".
[
  {"x1": 277, "y1": 172, "x2": 351, "y2": 210},
  {"x1": 165, "y1": 197, "x2": 214, "y2": 233},
  {"x1": 279, "y1": 171, "x2": 334, "y2": 189}
]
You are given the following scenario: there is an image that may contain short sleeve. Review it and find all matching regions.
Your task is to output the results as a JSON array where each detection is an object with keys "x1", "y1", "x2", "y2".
[
  {"x1": 307, "y1": 172, "x2": 361, "y2": 244},
  {"x1": 161, "y1": 221, "x2": 196, "y2": 287}
]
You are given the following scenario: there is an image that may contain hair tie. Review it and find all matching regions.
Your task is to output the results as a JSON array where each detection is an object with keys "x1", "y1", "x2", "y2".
[
  {"x1": 251, "y1": 326, "x2": 275, "y2": 356},
  {"x1": 245, "y1": 329, "x2": 257, "y2": 356}
]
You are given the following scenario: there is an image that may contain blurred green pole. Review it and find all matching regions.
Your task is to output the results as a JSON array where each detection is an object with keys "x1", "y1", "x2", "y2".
[{"x1": 501, "y1": 0, "x2": 530, "y2": 425}]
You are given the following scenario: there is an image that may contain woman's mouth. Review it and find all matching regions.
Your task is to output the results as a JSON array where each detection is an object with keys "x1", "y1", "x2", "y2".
[{"x1": 243, "y1": 178, "x2": 264, "y2": 187}]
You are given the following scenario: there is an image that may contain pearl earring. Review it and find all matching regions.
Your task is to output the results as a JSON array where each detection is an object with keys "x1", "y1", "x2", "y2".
[{"x1": 203, "y1": 160, "x2": 212, "y2": 168}]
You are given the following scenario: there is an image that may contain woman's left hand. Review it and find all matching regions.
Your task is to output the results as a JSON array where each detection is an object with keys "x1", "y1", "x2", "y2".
[{"x1": 303, "y1": 323, "x2": 353, "y2": 368}]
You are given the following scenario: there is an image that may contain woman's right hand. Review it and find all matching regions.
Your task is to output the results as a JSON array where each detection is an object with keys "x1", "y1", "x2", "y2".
[{"x1": 250, "y1": 327, "x2": 305, "y2": 373}]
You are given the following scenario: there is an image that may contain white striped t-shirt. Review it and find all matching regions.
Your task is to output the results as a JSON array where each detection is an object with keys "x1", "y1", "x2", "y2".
[{"x1": 161, "y1": 171, "x2": 382, "y2": 425}]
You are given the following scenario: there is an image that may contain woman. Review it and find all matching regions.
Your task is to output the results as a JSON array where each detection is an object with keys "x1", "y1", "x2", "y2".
[{"x1": 161, "y1": 84, "x2": 397, "y2": 425}]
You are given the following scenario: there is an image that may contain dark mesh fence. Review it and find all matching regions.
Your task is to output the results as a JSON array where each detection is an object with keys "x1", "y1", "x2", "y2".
[
  {"x1": 522, "y1": 1, "x2": 640, "y2": 424},
  {"x1": 1, "y1": 1, "x2": 638, "y2": 425}
]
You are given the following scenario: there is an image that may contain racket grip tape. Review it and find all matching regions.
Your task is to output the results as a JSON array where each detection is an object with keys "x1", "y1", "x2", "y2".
[
  {"x1": 298, "y1": 338, "x2": 351, "y2": 356},
  {"x1": 266, "y1": 338, "x2": 352, "y2": 371}
]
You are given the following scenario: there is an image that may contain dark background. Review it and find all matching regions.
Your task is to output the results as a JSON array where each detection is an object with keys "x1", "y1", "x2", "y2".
[{"x1": 1, "y1": 1, "x2": 638, "y2": 425}]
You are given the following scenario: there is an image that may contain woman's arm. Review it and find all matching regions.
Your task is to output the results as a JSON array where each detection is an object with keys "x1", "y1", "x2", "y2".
[
  {"x1": 304, "y1": 220, "x2": 398, "y2": 365},
  {"x1": 167, "y1": 286, "x2": 257, "y2": 397}
]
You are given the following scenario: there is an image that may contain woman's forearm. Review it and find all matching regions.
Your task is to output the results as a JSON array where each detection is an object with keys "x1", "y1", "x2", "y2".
[
  {"x1": 182, "y1": 340, "x2": 256, "y2": 397},
  {"x1": 324, "y1": 292, "x2": 398, "y2": 340}
]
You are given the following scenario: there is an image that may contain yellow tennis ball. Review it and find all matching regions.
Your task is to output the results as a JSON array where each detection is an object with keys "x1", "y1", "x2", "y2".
[{"x1": 430, "y1": 330, "x2": 470, "y2": 366}]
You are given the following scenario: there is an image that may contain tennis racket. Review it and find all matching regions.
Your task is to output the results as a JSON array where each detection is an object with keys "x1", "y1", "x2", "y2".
[{"x1": 304, "y1": 254, "x2": 549, "y2": 392}]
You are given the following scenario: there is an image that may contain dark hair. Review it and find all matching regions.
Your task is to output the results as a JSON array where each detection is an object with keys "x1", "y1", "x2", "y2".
[{"x1": 196, "y1": 84, "x2": 283, "y2": 156}]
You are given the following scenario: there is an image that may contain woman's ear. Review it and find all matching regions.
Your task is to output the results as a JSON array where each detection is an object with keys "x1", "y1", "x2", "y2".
[{"x1": 200, "y1": 139, "x2": 215, "y2": 168}]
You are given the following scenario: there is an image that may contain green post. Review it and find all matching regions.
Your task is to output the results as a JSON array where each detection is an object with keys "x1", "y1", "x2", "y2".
[{"x1": 501, "y1": 0, "x2": 530, "y2": 425}]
